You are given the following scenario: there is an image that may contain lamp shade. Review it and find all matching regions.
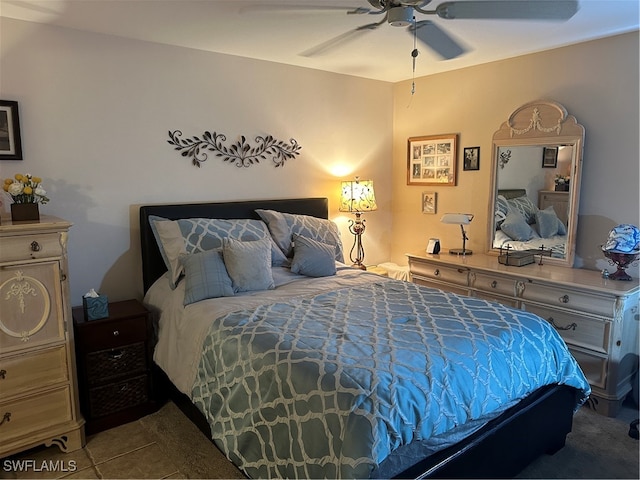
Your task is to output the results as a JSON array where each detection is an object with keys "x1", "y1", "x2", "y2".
[
  {"x1": 339, "y1": 179, "x2": 378, "y2": 213},
  {"x1": 441, "y1": 213, "x2": 474, "y2": 225}
]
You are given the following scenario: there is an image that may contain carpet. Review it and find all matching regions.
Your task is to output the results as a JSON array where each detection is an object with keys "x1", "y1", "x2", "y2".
[{"x1": 141, "y1": 401, "x2": 639, "y2": 479}]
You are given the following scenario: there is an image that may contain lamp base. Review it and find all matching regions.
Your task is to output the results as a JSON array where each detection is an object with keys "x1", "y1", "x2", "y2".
[
  {"x1": 449, "y1": 248, "x2": 473, "y2": 256},
  {"x1": 352, "y1": 262, "x2": 367, "y2": 270}
]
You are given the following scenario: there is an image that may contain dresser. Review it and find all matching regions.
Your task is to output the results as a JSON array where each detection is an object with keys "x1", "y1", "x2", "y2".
[
  {"x1": 407, "y1": 252, "x2": 640, "y2": 417},
  {"x1": 73, "y1": 299, "x2": 156, "y2": 435},
  {"x1": 0, "y1": 216, "x2": 85, "y2": 457}
]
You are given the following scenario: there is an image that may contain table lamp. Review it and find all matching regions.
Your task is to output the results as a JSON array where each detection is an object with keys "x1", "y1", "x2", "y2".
[
  {"x1": 339, "y1": 177, "x2": 377, "y2": 269},
  {"x1": 441, "y1": 213, "x2": 474, "y2": 255}
]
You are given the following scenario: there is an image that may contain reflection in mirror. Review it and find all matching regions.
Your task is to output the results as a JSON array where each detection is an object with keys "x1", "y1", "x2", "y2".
[{"x1": 488, "y1": 101, "x2": 584, "y2": 267}]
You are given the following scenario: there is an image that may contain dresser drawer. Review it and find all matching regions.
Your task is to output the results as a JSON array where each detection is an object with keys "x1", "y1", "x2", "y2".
[
  {"x1": 0, "y1": 233, "x2": 63, "y2": 263},
  {"x1": 472, "y1": 291, "x2": 519, "y2": 308},
  {"x1": 523, "y1": 302, "x2": 610, "y2": 354},
  {"x1": 410, "y1": 262, "x2": 469, "y2": 287},
  {"x1": 0, "y1": 387, "x2": 72, "y2": 442},
  {"x1": 520, "y1": 282, "x2": 614, "y2": 317},
  {"x1": 86, "y1": 342, "x2": 147, "y2": 386},
  {"x1": 412, "y1": 275, "x2": 470, "y2": 296},
  {"x1": 88, "y1": 375, "x2": 149, "y2": 418},
  {"x1": 471, "y1": 272, "x2": 518, "y2": 298},
  {"x1": 0, "y1": 346, "x2": 68, "y2": 400},
  {"x1": 76, "y1": 317, "x2": 147, "y2": 351}
]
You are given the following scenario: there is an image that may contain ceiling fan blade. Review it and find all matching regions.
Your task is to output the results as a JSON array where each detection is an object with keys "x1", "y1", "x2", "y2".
[
  {"x1": 435, "y1": 1, "x2": 579, "y2": 20},
  {"x1": 240, "y1": 4, "x2": 372, "y2": 15},
  {"x1": 409, "y1": 20, "x2": 466, "y2": 60},
  {"x1": 300, "y1": 16, "x2": 387, "y2": 57}
]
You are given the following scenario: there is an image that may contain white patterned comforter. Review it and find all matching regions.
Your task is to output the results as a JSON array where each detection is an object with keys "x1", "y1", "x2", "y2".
[{"x1": 146, "y1": 267, "x2": 589, "y2": 479}]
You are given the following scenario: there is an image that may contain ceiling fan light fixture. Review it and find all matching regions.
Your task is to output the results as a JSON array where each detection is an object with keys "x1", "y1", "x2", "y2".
[{"x1": 388, "y1": 6, "x2": 413, "y2": 26}]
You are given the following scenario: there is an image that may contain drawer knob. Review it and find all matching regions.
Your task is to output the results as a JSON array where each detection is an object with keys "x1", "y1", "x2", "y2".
[
  {"x1": 434, "y1": 269, "x2": 440, "y2": 277},
  {"x1": 549, "y1": 317, "x2": 577, "y2": 331},
  {"x1": 491, "y1": 281, "x2": 498, "y2": 288},
  {"x1": 559, "y1": 294, "x2": 570, "y2": 304},
  {"x1": 0, "y1": 369, "x2": 5, "y2": 380},
  {"x1": 109, "y1": 350, "x2": 124, "y2": 360},
  {"x1": 30, "y1": 241, "x2": 41, "y2": 252},
  {"x1": 113, "y1": 330, "x2": 120, "y2": 336},
  {"x1": 0, "y1": 412, "x2": 11, "y2": 427}
]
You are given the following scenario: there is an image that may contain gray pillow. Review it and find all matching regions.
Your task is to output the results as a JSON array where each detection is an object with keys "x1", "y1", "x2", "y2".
[
  {"x1": 149, "y1": 216, "x2": 287, "y2": 289},
  {"x1": 290, "y1": 234, "x2": 337, "y2": 277},
  {"x1": 507, "y1": 196, "x2": 538, "y2": 224},
  {"x1": 255, "y1": 209, "x2": 344, "y2": 262},
  {"x1": 535, "y1": 206, "x2": 567, "y2": 238},
  {"x1": 222, "y1": 237, "x2": 274, "y2": 293},
  {"x1": 501, "y1": 211, "x2": 535, "y2": 241},
  {"x1": 180, "y1": 249, "x2": 234, "y2": 306}
]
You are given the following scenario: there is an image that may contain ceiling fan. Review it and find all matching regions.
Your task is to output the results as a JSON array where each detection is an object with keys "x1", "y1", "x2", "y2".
[{"x1": 251, "y1": 1, "x2": 580, "y2": 60}]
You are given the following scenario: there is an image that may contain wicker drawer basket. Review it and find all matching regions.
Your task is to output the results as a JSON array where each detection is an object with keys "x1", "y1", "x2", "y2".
[
  {"x1": 88, "y1": 374, "x2": 149, "y2": 418},
  {"x1": 86, "y1": 342, "x2": 147, "y2": 386}
]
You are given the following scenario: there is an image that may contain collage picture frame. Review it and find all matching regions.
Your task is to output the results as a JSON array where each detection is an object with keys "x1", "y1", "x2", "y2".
[{"x1": 407, "y1": 134, "x2": 458, "y2": 186}]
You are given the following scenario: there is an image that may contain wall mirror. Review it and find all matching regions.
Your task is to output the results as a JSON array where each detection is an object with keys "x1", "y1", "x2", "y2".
[{"x1": 488, "y1": 100, "x2": 585, "y2": 267}]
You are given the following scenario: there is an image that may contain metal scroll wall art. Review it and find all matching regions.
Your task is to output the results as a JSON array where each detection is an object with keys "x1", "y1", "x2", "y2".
[{"x1": 168, "y1": 130, "x2": 302, "y2": 168}]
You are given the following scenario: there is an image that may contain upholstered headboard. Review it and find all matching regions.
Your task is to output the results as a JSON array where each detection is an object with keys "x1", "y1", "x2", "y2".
[
  {"x1": 139, "y1": 197, "x2": 329, "y2": 293},
  {"x1": 498, "y1": 189, "x2": 527, "y2": 199}
]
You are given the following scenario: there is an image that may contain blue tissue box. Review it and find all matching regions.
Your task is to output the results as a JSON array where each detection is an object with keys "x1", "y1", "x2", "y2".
[{"x1": 83, "y1": 295, "x2": 109, "y2": 321}]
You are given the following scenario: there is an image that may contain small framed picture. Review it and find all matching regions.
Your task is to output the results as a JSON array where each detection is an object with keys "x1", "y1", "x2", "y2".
[
  {"x1": 0, "y1": 100, "x2": 23, "y2": 160},
  {"x1": 463, "y1": 146, "x2": 480, "y2": 171},
  {"x1": 542, "y1": 146, "x2": 558, "y2": 168},
  {"x1": 407, "y1": 134, "x2": 457, "y2": 186},
  {"x1": 422, "y1": 191, "x2": 437, "y2": 214}
]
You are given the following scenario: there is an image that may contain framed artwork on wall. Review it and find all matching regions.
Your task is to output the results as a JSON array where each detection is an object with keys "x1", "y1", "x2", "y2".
[
  {"x1": 463, "y1": 146, "x2": 480, "y2": 171},
  {"x1": 542, "y1": 146, "x2": 558, "y2": 168},
  {"x1": 0, "y1": 100, "x2": 23, "y2": 160},
  {"x1": 407, "y1": 134, "x2": 457, "y2": 186},
  {"x1": 422, "y1": 191, "x2": 437, "y2": 214}
]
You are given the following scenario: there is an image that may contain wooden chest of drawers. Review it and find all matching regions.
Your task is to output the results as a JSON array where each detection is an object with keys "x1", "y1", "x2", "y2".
[
  {"x1": 73, "y1": 299, "x2": 157, "y2": 434},
  {"x1": 408, "y1": 252, "x2": 639, "y2": 417},
  {"x1": 0, "y1": 216, "x2": 85, "y2": 457}
]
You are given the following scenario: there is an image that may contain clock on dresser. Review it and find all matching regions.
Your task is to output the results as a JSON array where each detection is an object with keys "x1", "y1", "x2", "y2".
[
  {"x1": 72, "y1": 299, "x2": 157, "y2": 434},
  {"x1": 408, "y1": 252, "x2": 640, "y2": 417}
]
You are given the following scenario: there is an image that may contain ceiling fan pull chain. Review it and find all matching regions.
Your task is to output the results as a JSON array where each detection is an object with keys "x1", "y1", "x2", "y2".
[{"x1": 410, "y1": 15, "x2": 419, "y2": 96}]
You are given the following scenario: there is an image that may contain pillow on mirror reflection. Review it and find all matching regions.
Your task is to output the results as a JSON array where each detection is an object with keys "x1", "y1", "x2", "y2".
[
  {"x1": 495, "y1": 195, "x2": 509, "y2": 229},
  {"x1": 507, "y1": 196, "x2": 538, "y2": 225},
  {"x1": 535, "y1": 206, "x2": 566, "y2": 238},
  {"x1": 501, "y1": 211, "x2": 535, "y2": 241}
]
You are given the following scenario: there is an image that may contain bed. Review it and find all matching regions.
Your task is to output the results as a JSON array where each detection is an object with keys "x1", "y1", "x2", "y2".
[
  {"x1": 493, "y1": 189, "x2": 567, "y2": 258},
  {"x1": 139, "y1": 197, "x2": 590, "y2": 479}
]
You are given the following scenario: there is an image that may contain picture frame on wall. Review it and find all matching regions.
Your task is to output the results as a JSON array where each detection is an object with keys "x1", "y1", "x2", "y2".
[
  {"x1": 0, "y1": 100, "x2": 23, "y2": 160},
  {"x1": 542, "y1": 146, "x2": 558, "y2": 168},
  {"x1": 422, "y1": 191, "x2": 437, "y2": 214},
  {"x1": 407, "y1": 134, "x2": 457, "y2": 186},
  {"x1": 463, "y1": 146, "x2": 480, "y2": 171}
]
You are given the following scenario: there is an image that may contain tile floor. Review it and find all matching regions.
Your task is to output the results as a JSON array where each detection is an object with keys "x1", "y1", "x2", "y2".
[{"x1": 0, "y1": 420, "x2": 184, "y2": 480}]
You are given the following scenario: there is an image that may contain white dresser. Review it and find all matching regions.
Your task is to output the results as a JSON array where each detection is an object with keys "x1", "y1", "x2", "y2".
[
  {"x1": 407, "y1": 252, "x2": 639, "y2": 417},
  {"x1": 0, "y1": 216, "x2": 85, "y2": 457}
]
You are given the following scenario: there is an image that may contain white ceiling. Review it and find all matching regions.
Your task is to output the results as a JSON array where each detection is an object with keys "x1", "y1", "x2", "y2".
[{"x1": 1, "y1": 0, "x2": 638, "y2": 82}]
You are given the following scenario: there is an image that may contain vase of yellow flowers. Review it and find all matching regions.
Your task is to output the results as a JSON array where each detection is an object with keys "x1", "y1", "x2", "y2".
[{"x1": 3, "y1": 174, "x2": 49, "y2": 222}]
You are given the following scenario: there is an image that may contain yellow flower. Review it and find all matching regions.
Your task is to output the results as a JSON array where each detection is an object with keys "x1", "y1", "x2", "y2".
[
  {"x1": 23, "y1": 186, "x2": 33, "y2": 195},
  {"x1": 32, "y1": 177, "x2": 42, "y2": 183},
  {"x1": 14, "y1": 174, "x2": 23, "y2": 181},
  {"x1": 2, "y1": 184, "x2": 8, "y2": 192},
  {"x1": 4, "y1": 178, "x2": 12, "y2": 185}
]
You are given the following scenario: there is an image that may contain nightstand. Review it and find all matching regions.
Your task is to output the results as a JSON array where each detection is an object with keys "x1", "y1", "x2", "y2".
[{"x1": 72, "y1": 299, "x2": 157, "y2": 434}]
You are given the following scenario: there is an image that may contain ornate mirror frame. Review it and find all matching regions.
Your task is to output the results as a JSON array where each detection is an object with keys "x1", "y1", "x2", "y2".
[{"x1": 488, "y1": 100, "x2": 585, "y2": 267}]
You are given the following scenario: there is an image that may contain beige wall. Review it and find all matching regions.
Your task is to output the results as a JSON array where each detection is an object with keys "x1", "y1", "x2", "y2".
[
  {"x1": 0, "y1": 18, "x2": 393, "y2": 304},
  {"x1": 391, "y1": 32, "x2": 639, "y2": 278}
]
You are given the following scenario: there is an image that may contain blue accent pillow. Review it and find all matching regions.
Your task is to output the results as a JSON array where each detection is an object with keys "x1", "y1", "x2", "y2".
[
  {"x1": 501, "y1": 211, "x2": 535, "y2": 241},
  {"x1": 222, "y1": 237, "x2": 274, "y2": 293},
  {"x1": 290, "y1": 234, "x2": 337, "y2": 277},
  {"x1": 535, "y1": 206, "x2": 566, "y2": 238},
  {"x1": 180, "y1": 249, "x2": 234, "y2": 306}
]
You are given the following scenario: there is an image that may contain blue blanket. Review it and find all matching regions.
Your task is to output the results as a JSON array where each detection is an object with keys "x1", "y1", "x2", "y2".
[{"x1": 191, "y1": 279, "x2": 590, "y2": 479}]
